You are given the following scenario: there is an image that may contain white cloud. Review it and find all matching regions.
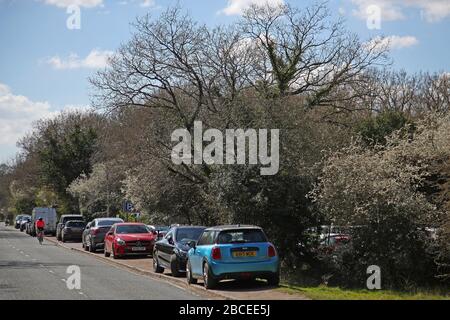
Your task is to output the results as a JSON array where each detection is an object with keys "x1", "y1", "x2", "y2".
[
  {"x1": 140, "y1": 0, "x2": 155, "y2": 8},
  {"x1": 46, "y1": 49, "x2": 113, "y2": 70},
  {"x1": 351, "y1": 0, "x2": 450, "y2": 22},
  {"x1": 368, "y1": 35, "x2": 419, "y2": 51},
  {"x1": 0, "y1": 84, "x2": 56, "y2": 146},
  {"x1": 220, "y1": 0, "x2": 284, "y2": 16},
  {"x1": 0, "y1": 85, "x2": 91, "y2": 159},
  {"x1": 43, "y1": 0, "x2": 103, "y2": 8}
]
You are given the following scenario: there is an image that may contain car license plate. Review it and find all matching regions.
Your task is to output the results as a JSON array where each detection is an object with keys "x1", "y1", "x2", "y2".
[
  {"x1": 233, "y1": 251, "x2": 257, "y2": 257},
  {"x1": 132, "y1": 246, "x2": 146, "y2": 251}
]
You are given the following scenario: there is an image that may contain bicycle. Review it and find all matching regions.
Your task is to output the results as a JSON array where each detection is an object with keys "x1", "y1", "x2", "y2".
[{"x1": 37, "y1": 228, "x2": 44, "y2": 245}]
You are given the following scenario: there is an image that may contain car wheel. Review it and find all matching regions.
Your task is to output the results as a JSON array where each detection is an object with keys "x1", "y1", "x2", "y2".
[
  {"x1": 267, "y1": 272, "x2": 280, "y2": 287},
  {"x1": 112, "y1": 245, "x2": 119, "y2": 259},
  {"x1": 89, "y1": 240, "x2": 95, "y2": 253},
  {"x1": 153, "y1": 251, "x2": 164, "y2": 273},
  {"x1": 170, "y1": 255, "x2": 181, "y2": 277},
  {"x1": 203, "y1": 263, "x2": 217, "y2": 289},
  {"x1": 186, "y1": 260, "x2": 197, "y2": 285},
  {"x1": 104, "y1": 245, "x2": 110, "y2": 257}
]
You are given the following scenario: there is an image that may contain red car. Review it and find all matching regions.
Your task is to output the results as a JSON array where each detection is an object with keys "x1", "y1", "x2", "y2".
[{"x1": 104, "y1": 223, "x2": 156, "y2": 259}]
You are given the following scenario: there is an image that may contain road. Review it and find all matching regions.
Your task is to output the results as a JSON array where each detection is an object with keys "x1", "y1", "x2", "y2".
[{"x1": 0, "y1": 223, "x2": 203, "y2": 300}]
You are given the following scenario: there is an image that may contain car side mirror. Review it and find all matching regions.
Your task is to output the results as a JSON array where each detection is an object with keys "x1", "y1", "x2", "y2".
[
  {"x1": 107, "y1": 231, "x2": 113, "y2": 236},
  {"x1": 188, "y1": 240, "x2": 196, "y2": 249}
]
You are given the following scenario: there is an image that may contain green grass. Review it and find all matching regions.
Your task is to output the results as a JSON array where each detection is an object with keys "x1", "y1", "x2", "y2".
[{"x1": 279, "y1": 284, "x2": 450, "y2": 300}]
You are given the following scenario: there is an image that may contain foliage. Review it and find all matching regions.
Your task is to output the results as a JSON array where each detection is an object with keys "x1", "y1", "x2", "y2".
[
  {"x1": 68, "y1": 162, "x2": 123, "y2": 218},
  {"x1": 312, "y1": 114, "x2": 450, "y2": 288},
  {"x1": 355, "y1": 110, "x2": 410, "y2": 146}
]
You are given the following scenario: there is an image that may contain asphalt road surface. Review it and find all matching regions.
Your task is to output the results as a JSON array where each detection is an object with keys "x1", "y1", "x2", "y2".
[{"x1": 0, "y1": 223, "x2": 203, "y2": 300}]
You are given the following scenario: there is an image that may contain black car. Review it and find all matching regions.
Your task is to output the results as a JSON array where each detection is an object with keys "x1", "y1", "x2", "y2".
[
  {"x1": 61, "y1": 220, "x2": 86, "y2": 242},
  {"x1": 153, "y1": 226, "x2": 206, "y2": 277},
  {"x1": 82, "y1": 217, "x2": 124, "y2": 252},
  {"x1": 56, "y1": 215, "x2": 84, "y2": 240}
]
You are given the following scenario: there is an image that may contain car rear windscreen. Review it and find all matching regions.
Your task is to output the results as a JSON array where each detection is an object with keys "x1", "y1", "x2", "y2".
[
  {"x1": 63, "y1": 216, "x2": 83, "y2": 223},
  {"x1": 116, "y1": 225, "x2": 149, "y2": 234},
  {"x1": 66, "y1": 221, "x2": 86, "y2": 228},
  {"x1": 175, "y1": 228, "x2": 204, "y2": 242},
  {"x1": 98, "y1": 219, "x2": 122, "y2": 227},
  {"x1": 217, "y1": 229, "x2": 267, "y2": 244}
]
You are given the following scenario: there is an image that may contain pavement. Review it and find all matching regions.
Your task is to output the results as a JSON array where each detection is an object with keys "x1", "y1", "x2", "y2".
[{"x1": 0, "y1": 223, "x2": 308, "y2": 300}]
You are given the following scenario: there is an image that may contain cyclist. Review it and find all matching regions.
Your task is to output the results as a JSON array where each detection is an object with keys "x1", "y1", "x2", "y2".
[{"x1": 36, "y1": 217, "x2": 45, "y2": 244}]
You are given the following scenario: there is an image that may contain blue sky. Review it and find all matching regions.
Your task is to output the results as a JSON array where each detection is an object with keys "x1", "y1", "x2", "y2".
[{"x1": 0, "y1": 0, "x2": 449, "y2": 162}]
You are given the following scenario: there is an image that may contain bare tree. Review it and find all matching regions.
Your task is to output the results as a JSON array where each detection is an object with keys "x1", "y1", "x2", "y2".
[{"x1": 240, "y1": 2, "x2": 389, "y2": 106}]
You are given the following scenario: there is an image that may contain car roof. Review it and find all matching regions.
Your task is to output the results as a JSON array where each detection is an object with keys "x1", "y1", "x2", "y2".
[
  {"x1": 204, "y1": 225, "x2": 262, "y2": 231},
  {"x1": 95, "y1": 217, "x2": 123, "y2": 221},
  {"x1": 172, "y1": 225, "x2": 206, "y2": 230},
  {"x1": 114, "y1": 222, "x2": 146, "y2": 226}
]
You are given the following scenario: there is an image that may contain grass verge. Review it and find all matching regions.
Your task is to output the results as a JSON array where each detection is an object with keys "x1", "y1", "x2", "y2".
[{"x1": 278, "y1": 284, "x2": 450, "y2": 300}]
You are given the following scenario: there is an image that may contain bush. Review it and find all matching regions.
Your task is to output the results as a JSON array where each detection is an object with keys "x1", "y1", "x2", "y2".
[
  {"x1": 312, "y1": 114, "x2": 450, "y2": 289},
  {"x1": 355, "y1": 110, "x2": 410, "y2": 146},
  {"x1": 319, "y1": 213, "x2": 438, "y2": 289}
]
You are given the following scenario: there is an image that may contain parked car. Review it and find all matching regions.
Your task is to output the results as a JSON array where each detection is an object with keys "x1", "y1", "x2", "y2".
[
  {"x1": 186, "y1": 225, "x2": 280, "y2": 289},
  {"x1": 147, "y1": 225, "x2": 170, "y2": 240},
  {"x1": 56, "y1": 215, "x2": 84, "y2": 240},
  {"x1": 82, "y1": 217, "x2": 124, "y2": 252},
  {"x1": 61, "y1": 220, "x2": 87, "y2": 242},
  {"x1": 153, "y1": 226, "x2": 206, "y2": 277},
  {"x1": 104, "y1": 223, "x2": 156, "y2": 259},
  {"x1": 19, "y1": 216, "x2": 31, "y2": 232},
  {"x1": 25, "y1": 219, "x2": 33, "y2": 235},
  {"x1": 156, "y1": 226, "x2": 170, "y2": 240},
  {"x1": 319, "y1": 234, "x2": 351, "y2": 254},
  {"x1": 31, "y1": 207, "x2": 58, "y2": 236},
  {"x1": 15, "y1": 215, "x2": 25, "y2": 229}
]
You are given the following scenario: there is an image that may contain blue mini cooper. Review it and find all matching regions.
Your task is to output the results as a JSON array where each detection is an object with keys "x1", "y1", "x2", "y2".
[{"x1": 186, "y1": 225, "x2": 280, "y2": 289}]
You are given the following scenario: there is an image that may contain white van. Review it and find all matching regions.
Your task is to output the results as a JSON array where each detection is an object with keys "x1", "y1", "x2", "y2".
[{"x1": 31, "y1": 207, "x2": 57, "y2": 236}]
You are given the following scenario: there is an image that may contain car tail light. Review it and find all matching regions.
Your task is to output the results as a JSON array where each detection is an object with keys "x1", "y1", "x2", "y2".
[
  {"x1": 268, "y1": 245, "x2": 276, "y2": 257},
  {"x1": 211, "y1": 247, "x2": 221, "y2": 260}
]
